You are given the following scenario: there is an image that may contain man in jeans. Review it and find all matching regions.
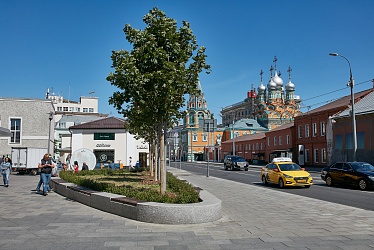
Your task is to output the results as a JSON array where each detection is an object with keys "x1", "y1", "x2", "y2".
[{"x1": 38, "y1": 153, "x2": 54, "y2": 196}]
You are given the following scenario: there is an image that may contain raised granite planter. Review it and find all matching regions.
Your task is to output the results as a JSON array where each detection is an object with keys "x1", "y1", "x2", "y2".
[{"x1": 50, "y1": 176, "x2": 221, "y2": 224}]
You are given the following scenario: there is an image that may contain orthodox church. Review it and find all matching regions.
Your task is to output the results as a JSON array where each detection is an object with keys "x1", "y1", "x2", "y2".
[
  {"x1": 181, "y1": 80, "x2": 221, "y2": 162},
  {"x1": 221, "y1": 56, "x2": 302, "y2": 130}
]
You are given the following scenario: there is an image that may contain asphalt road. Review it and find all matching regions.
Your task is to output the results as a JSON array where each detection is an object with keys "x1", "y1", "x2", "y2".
[{"x1": 170, "y1": 161, "x2": 374, "y2": 211}]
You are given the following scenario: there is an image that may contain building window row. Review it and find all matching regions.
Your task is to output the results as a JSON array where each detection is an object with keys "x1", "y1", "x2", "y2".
[
  {"x1": 56, "y1": 107, "x2": 94, "y2": 112},
  {"x1": 298, "y1": 121, "x2": 326, "y2": 138}
]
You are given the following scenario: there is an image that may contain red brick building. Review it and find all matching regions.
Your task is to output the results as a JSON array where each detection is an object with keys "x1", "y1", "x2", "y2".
[
  {"x1": 221, "y1": 132, "x2": 266, "y2": 164},
  {"x1": 330, "y1": 90, "x2": 374, "y2": 165},
  {"x1": 265, "y1": 122, "x2": 296, "y2": 163},
  {"x1": 294, "y1": 89, "x2": 373, "y2": 167}
]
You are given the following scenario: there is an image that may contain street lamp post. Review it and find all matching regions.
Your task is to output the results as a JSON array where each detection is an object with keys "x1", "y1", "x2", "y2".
[
  {"x1": 48, "y1": 112, "x2": 53, "y2": 155},
  {"x1": 329, "y1": 53, "x2": 357, "y2": 161},
  {"x1": 232, "y1": 118, "x2": 235, "y2": 155}
]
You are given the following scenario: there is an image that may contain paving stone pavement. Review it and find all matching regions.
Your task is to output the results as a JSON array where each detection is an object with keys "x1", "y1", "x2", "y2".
[{"x1": 1, "y1": 168, "x2": 374, "y2": 250}]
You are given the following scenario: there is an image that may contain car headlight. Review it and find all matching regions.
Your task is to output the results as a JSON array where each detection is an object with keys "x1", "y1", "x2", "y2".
[{"x1": 283, "y1": 174, "x2": 293, "y2": 178}]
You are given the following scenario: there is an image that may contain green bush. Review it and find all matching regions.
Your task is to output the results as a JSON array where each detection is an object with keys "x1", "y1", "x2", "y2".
[{"x1": 58, "y1": 170, "x2": 200, "y2": 204}]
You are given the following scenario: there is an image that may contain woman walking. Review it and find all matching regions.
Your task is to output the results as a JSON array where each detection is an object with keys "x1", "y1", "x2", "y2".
[
  {"x1": 1, "y1": 157, "x2": 11, "y2": 187},
  {"x1": 38, "y1": 153, "x2": 54, "y2": 196}
]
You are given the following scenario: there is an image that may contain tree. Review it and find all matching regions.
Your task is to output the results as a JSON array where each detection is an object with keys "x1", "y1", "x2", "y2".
[{"x1": 107, "y1": 7, "x2": 210, "y2": 193}]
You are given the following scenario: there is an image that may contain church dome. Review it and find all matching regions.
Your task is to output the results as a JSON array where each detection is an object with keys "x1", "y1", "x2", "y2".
[
  {"x1": 286, "y1": 80, "x2": 295, "y2": 90},
  {"x1": 258, "y1": 83, "x2": 266, "y2": 92},
  {"x1": 267, "y1": 79, "x2": 276, "y2": 89},
  {"x1": 273, "y1": 72, "x2": 283, "y2": 87}
]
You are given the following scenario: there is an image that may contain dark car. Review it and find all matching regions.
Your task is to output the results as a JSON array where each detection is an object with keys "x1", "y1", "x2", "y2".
[
  {"x1": 223, "y1": 155, "x2": 249, "y2": 171},
  {"x1": 321, "y1": 162, "x2": 374, "y2": 191}
]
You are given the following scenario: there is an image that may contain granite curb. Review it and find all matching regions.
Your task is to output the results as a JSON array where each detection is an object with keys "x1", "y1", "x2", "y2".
[{"x1": 50, "y1": 173, "x2": 221, "y2": 224}]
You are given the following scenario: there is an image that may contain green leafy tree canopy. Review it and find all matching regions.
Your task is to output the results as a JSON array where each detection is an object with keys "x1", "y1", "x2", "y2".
[{"x1": 107, "y1": 7, "x2": 211, "y2": 138}]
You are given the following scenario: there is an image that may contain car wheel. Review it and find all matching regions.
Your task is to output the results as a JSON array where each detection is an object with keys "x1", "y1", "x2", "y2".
[
  {"x1": 358, "y1": 179, "x2": 368, "y2": 191},
  {"x1": 30, "y1": 169, "x2": 38, "y2": 176},
  {"x1": 325, "y1": 175, "x2": 333, "y2": 186},
  {"x1": 224, "y1": 164, "x2": 228, "y2": 171},
  {"x1": 278, "y1": 178, "x2": 284, "y2": 188},
  {"x1": 262, "y1": 175, "x2": 268, "y2": 185}
]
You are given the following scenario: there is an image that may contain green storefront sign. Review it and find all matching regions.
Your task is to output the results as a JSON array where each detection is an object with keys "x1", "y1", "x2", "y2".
[{"x1": 94, "y1": 133, "x2": 115, "y2": 140}]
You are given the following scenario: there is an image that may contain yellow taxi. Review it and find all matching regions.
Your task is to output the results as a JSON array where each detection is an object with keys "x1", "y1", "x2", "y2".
[{"x1": 261, "y1": 157, "x2": 313, "y2": 188}]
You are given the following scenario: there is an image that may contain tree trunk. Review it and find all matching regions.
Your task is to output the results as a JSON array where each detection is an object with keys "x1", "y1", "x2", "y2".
[
  {"x1": 160, "y1": 122, "x2": 166, "y2": 194},
  {"x1": 149, "y1": 142, "x2": 154, "y2": 177},
  {"x1": 154, "y1": 142, "x2": 158, "y2": 181}
]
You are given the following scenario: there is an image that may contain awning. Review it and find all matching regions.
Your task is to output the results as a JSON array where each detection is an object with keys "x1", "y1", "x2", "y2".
[{"x1": 0, "y1": 127, "x2": 12, "y2": 137}]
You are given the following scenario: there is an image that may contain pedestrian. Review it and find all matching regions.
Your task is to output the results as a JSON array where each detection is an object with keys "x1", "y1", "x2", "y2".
[
  {"x1": 129, "y1": 156, "x2": 133, "y2": 170},
  {"x1": 73, "y1": 161, "x2": 79, "y2": 173},
  {"x1": 62, "y1": 163, "x2": 68, "y2": 171},
  {"x1": 82, "y1": 162, "x2": 89, "y2": 171},
  {"x1": 38, "y1": 153, "x2": 54, "y2": 196},
  {"x1": 1, "y1": 157, "x2": 11, "y2": 187}
]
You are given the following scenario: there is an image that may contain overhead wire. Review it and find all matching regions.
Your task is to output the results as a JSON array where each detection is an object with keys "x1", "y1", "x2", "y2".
[{"x1": 300, "y1": 78, "x2": 374, "y2": 110}]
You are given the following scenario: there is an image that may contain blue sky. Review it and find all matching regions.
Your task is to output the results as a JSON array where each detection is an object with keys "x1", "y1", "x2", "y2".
[{"x1": 1, "y1": 0, "x2": 373, "y2": 123}]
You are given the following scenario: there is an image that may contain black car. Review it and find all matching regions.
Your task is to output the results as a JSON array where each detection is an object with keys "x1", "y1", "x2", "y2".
[
  {"x1": 321, "y1": 162, "x2": 374, "y2": 191},
  {"x1": 223, "y1": 155, "x2": 249, "y2": 171}
]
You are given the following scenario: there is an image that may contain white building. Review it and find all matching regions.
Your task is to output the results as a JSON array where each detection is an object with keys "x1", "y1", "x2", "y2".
[
  {"x1": 0, "y1": 98, "x2": 54, "y2": 156},
  {"x1": 45, "y1": 88, "x2": 108, "y2": 159},
  {"x1": 68, "y1": 117, "x2": 149, "y2": 168},
  {"x1": 46, "y1": 88, "x2": 101, "y2": 122}
]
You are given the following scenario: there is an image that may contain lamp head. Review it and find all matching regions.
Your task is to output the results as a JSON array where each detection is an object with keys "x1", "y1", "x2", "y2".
[{"x1": 329, "y1": 53, "x2": 339, "y2": 56}]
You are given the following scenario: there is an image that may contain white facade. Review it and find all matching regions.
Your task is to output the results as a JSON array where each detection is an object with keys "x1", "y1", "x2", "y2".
[
  {"x1": 0, "y1": 98, "x2": 54, "y2": 156},
  {"x1": 68, "y1": 117, "x2": 149, "y2": 169}
]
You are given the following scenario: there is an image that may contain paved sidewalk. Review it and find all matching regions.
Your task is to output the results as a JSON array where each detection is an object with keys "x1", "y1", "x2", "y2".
[{"x1": 1, "y1": 169, "x2": 374, "y2": 250}]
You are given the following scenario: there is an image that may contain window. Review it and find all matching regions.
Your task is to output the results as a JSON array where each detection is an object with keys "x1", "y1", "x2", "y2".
[
  {"x1": 305, "y1": 149, "x2": 309, "y2": 163},
  {"x1": 298, "y1": 125, "x2": 302, "y2": 138},
  {"x1": 69, "y1": 107, "x2": 74, "y2": 112},
  {"x1": 314, "y1": 148, "x2": 319, "y2": 163},
  {"x1": 286, "y1": 135, "x2": 290, "y2": 145},
  {"x1": 322, "y1": 148, "x2": 326, "y2": 163},
  {"x1": 10, "y1": 118, "x2": 21, "y2": 143},
  {"x1": 312, "y1": 123, "x2": 317, "y2": 137},
  {"x1": 279, "y1": 136, "x2": 282, "y2": 145},
  {"x1": 192, "y1": 134, "x2": 198, "y2": 142},
  {"x1": 335, "y1": 135, "x2": 343, "y2": 150},
  {"x1": 76, "y1": 107, "x2": 80, "y2": 112},
  {"x1": 63, "y1": 107, "x2": 68, "y2": 111},
  {"x1": 357, "y1": 132, "x2": 365, "y2": 149},
  {"x1": 346, "y1": 133, "x2": 353, "y2": 149},
  {"x1": 57, "y1": 107, "x2": 62, "y2": 111},
  {"x1": 305, "y1": 124, "x2": 309, "y2": 138},
  {"x1": 267, "y1": 137, "x2": 270, "y2": 146},
  {"x1": 273, "y1": 136, "x2": 277, "y2": 146},
  {"x1": 256, "y1": 143, "x2": 259, "y2": 150},
  {"x1": 248, "y1": 144, "x2": 251, "y2": 150},
  {"x1": 320, "y1": 122, "x2": 325, "y2": 136},
  {"x1": 202, "y1": 133, "x2": 207, "y2": 142},
  {"x1": 83, "y1": 108, "x2": 88, "y2": 112}
]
